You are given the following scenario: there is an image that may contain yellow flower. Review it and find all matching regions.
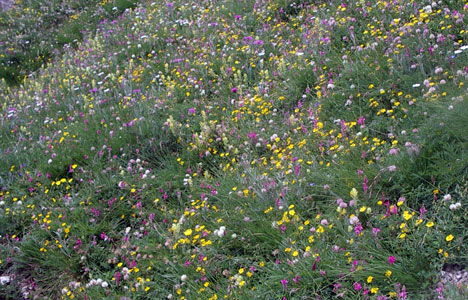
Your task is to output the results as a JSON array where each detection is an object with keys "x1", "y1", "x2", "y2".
[
  {"x1": 403, "y1": 211, "x2": 412, "y2": 220},
  {"x1": 446, "y1": 234, "x2": 454, "y2": 242},
  {"x1": 367, "y1": 276, "x2": 373, "y2": 283},
  {"x1": 350, "y1": 188, "x2": 358, "y2": 200},
  {"x1": 426, "y1": 221, "x2": 434, "y2": 228},
  {"x1": 371, "y1": 287, "x2": 379, "y2": 294},
  {"x1": 385, "y1": 270, "x2": 392, "y2": 278},
  {"x1": 184, "y1": 229, "x2": 193, "y2": 236}
]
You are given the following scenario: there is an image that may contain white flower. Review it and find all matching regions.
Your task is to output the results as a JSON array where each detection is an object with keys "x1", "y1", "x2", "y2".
[
  {"x1": 180, "y1": 274, "x2": 187, "y2": 281},
  {"x1": 443, "y1": 194, "x2": 451, "y2": 201},
  {"x1": 349, "y1": 215, "x2": 359, "y2": 225},
  {"x1": 422, "y1": 5, "x2": 432, "y2": 13}
]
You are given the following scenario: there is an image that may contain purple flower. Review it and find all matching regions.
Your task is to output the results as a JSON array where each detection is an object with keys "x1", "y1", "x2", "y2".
[
  {"x1": 280, "y1": 278, "x2": 288, "y2": 289},
  {"x1": 388, "y1": 256, "x2": 396, "y2": 265},
  {"x1": 372, "y1": 227, "x2": 381, "y2": 237},
  {"x1": 357, "y1": 116, "x2": 365, "y2": 126},
  {"x1": 253, "y1": 40, "x2": 264, "y2": 45},
  {"x1": 100, "y1": 232, "x2": 109, "y2": 241},
  {"x1": 247, "y1": 132, "x2": 257, "y2": 141},
  {"x1": 398, "y1": 285, "x2": 407, "y2": 300},
  {"x1": 353, "y1": 282, "x2": 362, "y2": 290},
  {"x1": 419, "y1": 205, "x2": 427, "y2": 216}
]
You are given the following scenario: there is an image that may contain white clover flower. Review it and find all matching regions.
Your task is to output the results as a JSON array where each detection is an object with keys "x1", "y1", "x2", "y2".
[{"x1": 349, "y1": 215, "x2": 359, "y2": 225}]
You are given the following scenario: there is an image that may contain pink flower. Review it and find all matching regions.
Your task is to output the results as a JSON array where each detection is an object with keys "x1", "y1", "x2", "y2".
[
  {"x1": 372, "y1": 227, "x2": 381, "y2": 237},
  {"x1": 388, "y1": 256, "x2": 396, "y2": 265},
  {"x1": 353, "y1": 282, "x2": 362, "y2": 290}
]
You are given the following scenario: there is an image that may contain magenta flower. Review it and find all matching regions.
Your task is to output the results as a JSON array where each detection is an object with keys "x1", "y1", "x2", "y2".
[
  {"x1": 353, "y1": 282, "x2": 362, "y2": 290},
  {"x1": 398, "y1": 285, "x2": 407, "y2": 300},
  {"x1": 280, "y1": 278, "x2": 288, "y2": 289},
  {"x1": 354, "y1": 223, "x2": 363, "y2": 235},
  {"x1": 388, "y1": 256, "x2": 396, "y2": 265},
  {"x1": 247, "y1": 132, "x2": 258, "y2": 141}
]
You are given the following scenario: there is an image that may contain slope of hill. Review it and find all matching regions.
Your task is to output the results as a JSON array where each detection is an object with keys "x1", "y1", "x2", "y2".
[
  {"x1": 0, "y1": 0, "x2": 140, "y2": 85},
  {"x1": 0, "y1": 0, "x2": 467, "y2": 299}
]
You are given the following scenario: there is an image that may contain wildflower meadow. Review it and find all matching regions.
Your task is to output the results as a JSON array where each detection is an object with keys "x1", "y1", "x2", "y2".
[{"x1": 0, "y1": 0, "x2": 467, "y2": 299}]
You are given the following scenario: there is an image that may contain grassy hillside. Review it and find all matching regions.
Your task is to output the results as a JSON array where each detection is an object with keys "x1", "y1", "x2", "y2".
[
  {"x1": 0, "y1": 0, "x2": 140, "y2": 85},
  {"x1": 0, "y1": 0, "x2": 467, "y2": 299}
]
